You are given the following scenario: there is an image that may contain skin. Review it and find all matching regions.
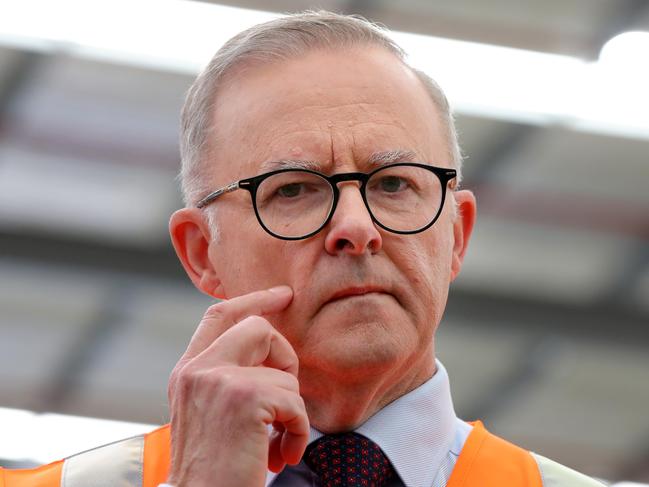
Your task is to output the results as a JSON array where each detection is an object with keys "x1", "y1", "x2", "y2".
[{"x1": 168, "y1": 46, "x2": 476, "y2": 486}]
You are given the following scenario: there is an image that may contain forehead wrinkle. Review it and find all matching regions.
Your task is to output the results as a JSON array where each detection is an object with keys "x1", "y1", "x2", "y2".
[{"x1": 259, "y1": 149, "x2": 422, "y2": 175}]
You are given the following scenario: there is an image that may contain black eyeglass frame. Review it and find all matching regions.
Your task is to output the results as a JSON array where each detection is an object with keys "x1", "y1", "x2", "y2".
[{"x1": 196, "y1": 162, "x2": 457, "y2": 241}]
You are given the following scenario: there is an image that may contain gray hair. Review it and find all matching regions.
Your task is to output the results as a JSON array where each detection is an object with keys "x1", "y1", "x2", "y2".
[{"x1": 179, "y1": 10, "x2": 463, "y2": 209}]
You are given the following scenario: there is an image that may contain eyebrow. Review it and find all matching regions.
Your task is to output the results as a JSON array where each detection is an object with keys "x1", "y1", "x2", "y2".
[
  {"x1": 366, "y1": 149, "x2": 419, "y2": 168},
  {"x1": 259, "y1": 158, "x2": 322, "y2": 173},
  {"x1": 259, "y1": 149, "x2": 419, "y2": 174}
]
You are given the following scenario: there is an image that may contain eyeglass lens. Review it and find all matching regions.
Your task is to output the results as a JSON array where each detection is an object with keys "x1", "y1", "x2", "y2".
[{"x1": 255, "y1": 165, "x2": 444, "y2": 238}]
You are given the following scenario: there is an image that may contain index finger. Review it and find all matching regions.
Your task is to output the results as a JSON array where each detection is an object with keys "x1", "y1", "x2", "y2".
[{"x1": 184, "y1": 285, "x2": 293, "y2": 359}]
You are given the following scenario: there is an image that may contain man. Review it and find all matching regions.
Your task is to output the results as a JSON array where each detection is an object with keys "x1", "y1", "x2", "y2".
[{"x1": 0, "y1": 11, "x2": 605, "y2": 487}]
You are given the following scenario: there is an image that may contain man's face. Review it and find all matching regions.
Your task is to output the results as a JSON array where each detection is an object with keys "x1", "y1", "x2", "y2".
[{"x1": 199, "y1": 47, "x2": 472, "y2": 398}]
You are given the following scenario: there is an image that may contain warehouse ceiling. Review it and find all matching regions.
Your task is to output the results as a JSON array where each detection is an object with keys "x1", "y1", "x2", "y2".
[{"x1": 0, "y1": 0, "x2": 648, "y2": 483}]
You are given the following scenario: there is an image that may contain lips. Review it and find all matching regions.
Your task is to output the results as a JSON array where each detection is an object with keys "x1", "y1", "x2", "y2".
[{"x1": 326, "y1": 286, "x2": 391, "y2": 304}]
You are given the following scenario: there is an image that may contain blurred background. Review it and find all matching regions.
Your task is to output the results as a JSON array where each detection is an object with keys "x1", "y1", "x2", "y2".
[{"x1": 0, "y1": 0, "x2": 648, "y2": 484}]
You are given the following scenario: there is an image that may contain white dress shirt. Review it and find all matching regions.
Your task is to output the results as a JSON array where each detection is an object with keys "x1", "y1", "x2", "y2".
[{"x1": 160, "y1": 360, "x2": 471, "y2": 487}]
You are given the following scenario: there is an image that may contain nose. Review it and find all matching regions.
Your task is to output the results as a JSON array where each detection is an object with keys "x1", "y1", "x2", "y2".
[{"x1": 324, "y1": 183, "x2": 383, "y2": 256}]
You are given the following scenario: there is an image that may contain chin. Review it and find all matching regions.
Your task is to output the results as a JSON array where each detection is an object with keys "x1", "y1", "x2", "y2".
[{"x1": 304, "y1": 323, "x2": 410, "y2": 378}]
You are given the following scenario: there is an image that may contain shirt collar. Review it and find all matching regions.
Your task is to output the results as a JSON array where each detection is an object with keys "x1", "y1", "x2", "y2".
[{"x1": 266, "y1": 359, "x2": 458, "y2": 487}]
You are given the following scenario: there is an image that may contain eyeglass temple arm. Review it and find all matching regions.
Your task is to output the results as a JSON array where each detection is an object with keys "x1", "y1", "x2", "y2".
[
  {"x1": 196, "y1": 181, "x2": 240, "y2": 208},
  {"x1": 443, "y1": 169, "x2": 457, "y2": 190}
]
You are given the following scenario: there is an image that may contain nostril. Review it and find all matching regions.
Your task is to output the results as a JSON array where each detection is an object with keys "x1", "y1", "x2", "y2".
[
  {"x1": 367, "y1": 238, "x2": 380, "y2": 254},
  {"x1": 335, "y1": 238, "x2": 353, "y2": 251}
]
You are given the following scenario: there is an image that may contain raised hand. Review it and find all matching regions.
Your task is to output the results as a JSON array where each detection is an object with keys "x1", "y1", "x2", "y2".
[{"x1": 166, "y1": 286, "x2": 309, "y2": 487}]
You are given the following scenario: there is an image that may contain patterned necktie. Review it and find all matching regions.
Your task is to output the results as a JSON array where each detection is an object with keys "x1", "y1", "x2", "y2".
[{"x1": 304, "y1": 432, "x2": 397, "y2": 486}]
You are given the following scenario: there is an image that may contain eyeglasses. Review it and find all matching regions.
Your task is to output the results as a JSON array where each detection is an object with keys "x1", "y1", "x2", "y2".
[{"x1": 197, "y1": 162, "x2": 457, "y2": 240}]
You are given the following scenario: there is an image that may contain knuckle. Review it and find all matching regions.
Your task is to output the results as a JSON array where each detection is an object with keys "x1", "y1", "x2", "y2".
[
  {"x1": 204, "y1": 301, "x2": 228, "y2": 320},
  {"x1": 172, "y1": 362, "x2": 211, "y2": 390},
  {"x1": 168, "y1": 360, "x2": 189, "y2": 398},
  {"x1": 286, "y1": 373, "x2": 300, "y2": 391},
  {"x1": 240, "y1": 314, "x2": 271, "y2": 330},
  {"x1": 170, "y1": 364, "x2": 259, "y2": 402},
  {"x1": 168, "y1": 362, "x2": 269, "y2": 426},
  {"x1": 169, "y1": 365, "x2": 221, "y2": 407},
  {"x1": 170, "y1": 364, "x2": 196, "y2": 394},
  {"x1": 224, "y1": 380, "x2": 259, "y2": 405},
  {"x1": 203, "y1": 374, "x2": 260, "y2": 414},
  {"x1": 242, "y1": 314, "x2": 262, "y2": 323}
]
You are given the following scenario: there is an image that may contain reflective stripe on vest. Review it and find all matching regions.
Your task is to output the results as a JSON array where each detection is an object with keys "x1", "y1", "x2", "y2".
[
  {"x1": 0, "y1": 425, "x2": 171, "y2": 487},
  {"x1": 61, "y1": 435, "x2": 144, "y2": 487},
  {"x1": 532, "y1": 453, "x2": 607, "y2": 487}
]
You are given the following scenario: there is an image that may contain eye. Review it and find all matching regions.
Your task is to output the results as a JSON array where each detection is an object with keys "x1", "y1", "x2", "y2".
[
  {"x1": 277, "y1": 183, "x2": 303, "y2": 198},
  {"x1": 378, "y1": 176, "x2": 408, "y2": 193}
]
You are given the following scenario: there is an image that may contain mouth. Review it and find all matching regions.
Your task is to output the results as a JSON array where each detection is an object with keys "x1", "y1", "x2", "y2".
[{"x1": 325, "y1": 286, "x2": 392, "y2": 304}]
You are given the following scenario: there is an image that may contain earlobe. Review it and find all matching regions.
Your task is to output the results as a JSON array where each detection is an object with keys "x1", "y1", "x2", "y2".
[
  {"x1": 450, "y1": 190, "x2": 477, "y2": 281},
  {"x1": 169, "y1": 208, "x2": 223, "y2": 298}
]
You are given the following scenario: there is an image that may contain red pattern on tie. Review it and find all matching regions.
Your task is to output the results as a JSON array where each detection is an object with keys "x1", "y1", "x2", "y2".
[{"x1": 304, "y1": 433, "x2": 396, "y2": 486}]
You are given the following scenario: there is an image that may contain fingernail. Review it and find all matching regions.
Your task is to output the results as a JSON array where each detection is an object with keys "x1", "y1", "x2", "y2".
[{"x1": 269, "y1": 285, "x2": 292, "y2": 295}]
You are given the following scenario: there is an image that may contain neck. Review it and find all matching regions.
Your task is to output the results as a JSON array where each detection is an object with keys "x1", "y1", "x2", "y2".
[{"x1": 300, "y1": 352, "x2": 437, "y2": 433}]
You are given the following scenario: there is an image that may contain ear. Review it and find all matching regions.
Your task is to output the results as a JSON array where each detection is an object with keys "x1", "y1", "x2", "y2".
[
  {"x1": 450, "y1": 190, "x2": 477, "y2": 281},
  {"x1": 169, "y1": 208, "x2": 225, "y2": 298}
]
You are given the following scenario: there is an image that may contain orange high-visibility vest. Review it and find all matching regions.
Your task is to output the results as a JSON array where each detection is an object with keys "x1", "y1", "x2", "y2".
[{"x1": 0, "y1": 421, "x2": 604, "y2": 487}]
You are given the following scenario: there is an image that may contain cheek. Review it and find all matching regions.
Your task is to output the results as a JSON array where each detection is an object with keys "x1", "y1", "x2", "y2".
[
  {"x1": 208, "y1": 208, "x2": 292, "y2": 296},
  {"x1": 402, "y1": 250, "x2": 439, "y2": 303},
  {"x1": 408, "y1": 233, "x2": 451, "y2": 278},
  {"x1": 397, "y1": 234, "x2": 454, "y2": 315},
  {"x1": 245, "y1": 242, "x2": 293, "y2": 288}
]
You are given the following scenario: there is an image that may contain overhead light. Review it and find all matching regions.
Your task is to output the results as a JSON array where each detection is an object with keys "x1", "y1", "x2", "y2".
[
  {"x1": 0, "y1": 0, "x2": 277, "y2": 73},
  {"x1": 0, "y1": 1, "x2": 648, "y2": 139},
  {"x1": 569, "y1": 30, "x2": 649, "y2": 138},
  {"x1": 599, "y1": 31, "x2": 649, "y2": 68},
  {"x1": 396, "y1": 32, "x2": 585, "y2": 125}
]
